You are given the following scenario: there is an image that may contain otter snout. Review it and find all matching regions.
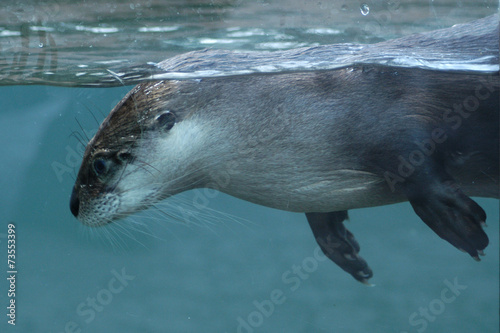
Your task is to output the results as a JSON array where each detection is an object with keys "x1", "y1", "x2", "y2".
[{"x1": 70, "y1": 187, "x2": 80, "y2": 217}]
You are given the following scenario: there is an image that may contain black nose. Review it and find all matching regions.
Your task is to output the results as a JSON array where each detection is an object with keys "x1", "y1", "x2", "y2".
[{"x1": 70, "y1": 187, "x2": 80, "y2": 217}]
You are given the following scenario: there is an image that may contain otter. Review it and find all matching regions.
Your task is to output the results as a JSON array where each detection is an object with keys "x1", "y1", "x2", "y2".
[{"x1": 69, "y1": 15, "x2": 499, "y2": 283}]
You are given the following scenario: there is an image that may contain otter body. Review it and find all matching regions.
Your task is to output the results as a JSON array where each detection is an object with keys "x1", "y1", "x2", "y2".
[{"x1": 70, "y1": 16, "x2": 499, "y2": 283}]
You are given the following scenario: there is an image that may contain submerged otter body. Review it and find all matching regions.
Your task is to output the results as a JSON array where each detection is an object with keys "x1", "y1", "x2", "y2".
[{"x1": 70, "y1": 16, "x2": 499, "y2": 283}]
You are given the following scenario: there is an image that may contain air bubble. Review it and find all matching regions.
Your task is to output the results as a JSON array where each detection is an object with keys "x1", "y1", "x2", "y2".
[{"x1": 360, "y1": 3, "x2": 370, "y2": 16}]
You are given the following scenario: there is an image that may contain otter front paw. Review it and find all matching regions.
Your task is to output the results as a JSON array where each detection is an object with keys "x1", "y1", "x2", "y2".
[
  {"x1": 306, "y1": 211, "x2": 373, "y2": 284},
  {"x1": 408, "y1": 180, "x2": 488, "y2": 260}
]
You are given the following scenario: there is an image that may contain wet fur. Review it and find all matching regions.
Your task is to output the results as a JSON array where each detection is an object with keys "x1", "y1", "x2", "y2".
[{"x1": 70, "y1": 17, "x2": 499, "y2": 283}]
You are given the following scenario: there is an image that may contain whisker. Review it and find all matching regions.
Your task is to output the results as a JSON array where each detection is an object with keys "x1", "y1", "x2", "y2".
[
  {"x1": 108, "y1": 221, "x2": 150, "y2": 250},
  {"x1": 89, "y1": 107, "x2": 102, "y2": 128},
  {"x1": 69, "y1": 131, "x2": 86, "y2": 148},
  {"x1": 75, "y1": 117, "x2": 90, "y2": 142}
]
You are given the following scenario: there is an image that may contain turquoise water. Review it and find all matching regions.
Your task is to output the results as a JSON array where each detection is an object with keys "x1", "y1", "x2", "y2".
[
  {"x1": 1, "y1": 77, "x2": 499, "y2": 333},
  {"x1": 1, "y1": 1, "x2": 499, "y2": 332}
]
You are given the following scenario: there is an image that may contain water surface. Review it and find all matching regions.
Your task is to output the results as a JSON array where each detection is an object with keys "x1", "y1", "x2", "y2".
[{"x1": 0, "y1": 1, "x2": 498, "y2": 332}]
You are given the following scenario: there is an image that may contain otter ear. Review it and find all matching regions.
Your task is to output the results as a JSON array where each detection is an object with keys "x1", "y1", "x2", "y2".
[{"x1": 155, "y1": 111, "x2": 176, "y2": 131}]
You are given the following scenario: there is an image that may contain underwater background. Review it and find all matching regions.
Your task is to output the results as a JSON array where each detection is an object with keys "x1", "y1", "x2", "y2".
[{"x1": 0, "y1": 1, "x2": 498, "y2": 332}]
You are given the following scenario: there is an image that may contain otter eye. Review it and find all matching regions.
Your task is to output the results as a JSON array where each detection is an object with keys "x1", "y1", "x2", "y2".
[
  {"x1": 93, "y1": 158, "x2": 108, "y2": 176},
  {"x1": 155, "y1": 111, "x2": 176, "y2": 131}
]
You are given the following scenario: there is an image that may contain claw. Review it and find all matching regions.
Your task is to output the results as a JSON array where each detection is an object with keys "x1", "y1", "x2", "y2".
[
  {"x1": 344, "y1": 253, "x2": 356, "y2": 260},
  {"x1": 360, "y1": 279, "x2": 375, "y2": 287},
  {"x1": 357, "y1": 270, "x2": 371, "y2": 278}
]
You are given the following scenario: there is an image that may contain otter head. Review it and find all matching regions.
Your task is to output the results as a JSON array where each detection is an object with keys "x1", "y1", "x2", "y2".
[{"x1": 70, "y1": 81, "x2": 207, "y2": 226}]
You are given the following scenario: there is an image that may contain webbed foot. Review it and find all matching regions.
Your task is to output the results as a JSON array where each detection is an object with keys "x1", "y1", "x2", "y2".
[
  {"x1": 306, "y1": 211, "x2": 373, "y2": 284},
  {"x1": 407, "y1": 179, "x2": 488, "y2": 260}
]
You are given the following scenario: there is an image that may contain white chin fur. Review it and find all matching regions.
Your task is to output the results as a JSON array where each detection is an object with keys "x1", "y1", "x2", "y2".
[{"x1": 80, "y1": 118, "x2": 209, "y2": 226}]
